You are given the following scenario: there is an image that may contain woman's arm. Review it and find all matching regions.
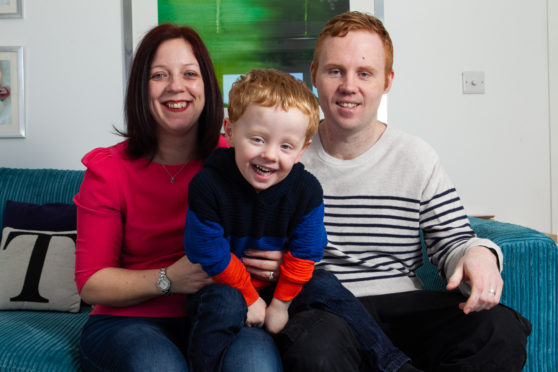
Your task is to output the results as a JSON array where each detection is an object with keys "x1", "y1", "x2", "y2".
[
  {"x1": 79, "y1": 255, "x2": 212, "y2": 307},
  {"x1": 79, "y1": 267, "x2": 161, "y2": 307}
]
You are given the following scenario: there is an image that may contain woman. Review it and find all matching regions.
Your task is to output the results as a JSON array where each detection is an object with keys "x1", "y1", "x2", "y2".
[{"x1": 74, "y1": 24, "x2": 282, "y2": 371}]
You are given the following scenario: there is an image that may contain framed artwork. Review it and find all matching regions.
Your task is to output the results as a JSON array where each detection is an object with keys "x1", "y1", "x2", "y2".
[
  {"x1": 157, "y1": 0, "x2": 351, "y2": 105},
  {"x1": 0, "y1": 0, "x2": 22, "y2": 19},
  {"x1": 0, "y1": 46, "x2": 25, "y2": 138},
  {"x1": 122, "y1": 0, "x2": 382, "y2": 115}
]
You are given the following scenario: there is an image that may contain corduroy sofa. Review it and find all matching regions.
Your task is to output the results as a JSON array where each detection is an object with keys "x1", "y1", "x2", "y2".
[{"x1": 0, "y1": 167, "x2": 556, "y2": 371}]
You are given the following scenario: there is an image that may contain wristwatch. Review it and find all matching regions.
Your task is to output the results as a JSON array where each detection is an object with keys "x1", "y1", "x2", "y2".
[{"x1": 157, "y1": 267, "x2": 172, "y2": 295}]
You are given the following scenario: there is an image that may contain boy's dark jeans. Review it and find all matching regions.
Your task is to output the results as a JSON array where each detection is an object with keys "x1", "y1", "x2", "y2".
[
  {"x1": 186, "y1": 283, "x2": 246, "y2": 372},
  {"x1": 186, "y1": 269, "x2": 410, "y2": 372}
]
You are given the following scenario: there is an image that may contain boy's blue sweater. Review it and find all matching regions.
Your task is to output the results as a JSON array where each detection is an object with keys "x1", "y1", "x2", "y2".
[{"x1": 185, "y1": 147, "x2": 326, "y2": 280}]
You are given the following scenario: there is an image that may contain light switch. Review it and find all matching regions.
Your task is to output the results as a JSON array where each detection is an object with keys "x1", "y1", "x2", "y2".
[{"x1": 462, "y1": 71, "x2": 485, "y2": 94}]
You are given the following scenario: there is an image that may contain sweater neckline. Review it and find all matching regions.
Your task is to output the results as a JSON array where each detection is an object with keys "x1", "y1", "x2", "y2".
[{"x1": 314, "y1": 124, "x2": 396, "y2": 167}]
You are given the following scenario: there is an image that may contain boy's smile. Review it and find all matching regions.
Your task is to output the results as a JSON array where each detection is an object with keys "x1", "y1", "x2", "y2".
[{"x1": 224, "y1": 104, "x2": 310, "y2": 192}]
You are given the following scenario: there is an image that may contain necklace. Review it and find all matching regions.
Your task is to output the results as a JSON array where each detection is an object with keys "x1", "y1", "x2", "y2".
[{"x1": 160, "y1": 163, "x2": 187, "y2": 184}]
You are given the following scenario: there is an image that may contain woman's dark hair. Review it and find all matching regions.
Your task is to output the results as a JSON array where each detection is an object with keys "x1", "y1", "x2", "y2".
[{"x1": 121, "y1": 24, "x2": 223, "y2": 161}]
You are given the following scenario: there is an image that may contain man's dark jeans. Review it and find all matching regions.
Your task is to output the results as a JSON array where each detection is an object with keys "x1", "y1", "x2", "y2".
[{"x1": 279, "y1": 290, "x2": 532, "y2": 372}]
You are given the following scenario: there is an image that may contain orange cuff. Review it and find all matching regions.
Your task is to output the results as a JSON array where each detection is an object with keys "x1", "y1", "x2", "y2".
[
  {"x1": 213, "y1": 255, "x2": 259, "y2": 305},
  {"x1": 274, "y1": 276, "x2": 304, "y2": 301},
  {"x1": 274, "y1": 251, "x2": 315, "y2": 302}
]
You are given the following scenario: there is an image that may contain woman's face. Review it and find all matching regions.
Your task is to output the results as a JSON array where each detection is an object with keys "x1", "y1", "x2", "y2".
[{"x1": 148, "y1": 38, "x2": 205, "y2": 138}]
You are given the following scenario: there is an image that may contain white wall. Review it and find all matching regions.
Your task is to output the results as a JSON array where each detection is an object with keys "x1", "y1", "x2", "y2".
[
  {"x1": 128, "y1": 0, "x2": 158, "y2": 57},
  {"x1": 549, "y1": 0, "x2": 558, "y2": 234},
  {"x1": 385, "y1": 0, "x2": 554, "y2": 234},
  {"x1": 0, "y1": 0, "x2": 554, "y2": 234},
  {"x1": 0, "y1": 0, "x2": 125, "y2": 169}
]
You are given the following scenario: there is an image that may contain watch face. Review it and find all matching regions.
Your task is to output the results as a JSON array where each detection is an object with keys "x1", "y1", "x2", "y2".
[{"x1": 158, "y1": 277, "x2": 171, "y2": 291}]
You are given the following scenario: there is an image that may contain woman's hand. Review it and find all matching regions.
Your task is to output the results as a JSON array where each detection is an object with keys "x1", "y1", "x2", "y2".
[
  {"x1": 243, "y1": 249, "x2": 283, "y2": 283},
  {"x1": 167, "y1": 256, "x2": 213, "y2": 294}
]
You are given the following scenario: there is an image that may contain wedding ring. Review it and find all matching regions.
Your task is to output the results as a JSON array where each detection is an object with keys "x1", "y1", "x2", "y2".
[
  {"x1": 489, "y1": 288, "x2": 496, "y2": 295},
  {"x1": 268, "y1": 271, "x2": 275, "y2": 281}
]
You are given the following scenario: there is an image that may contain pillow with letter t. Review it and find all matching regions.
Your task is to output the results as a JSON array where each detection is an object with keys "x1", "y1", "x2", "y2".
[{"x1": 0, "y1": 200, "x2": 80, "y2": 312}]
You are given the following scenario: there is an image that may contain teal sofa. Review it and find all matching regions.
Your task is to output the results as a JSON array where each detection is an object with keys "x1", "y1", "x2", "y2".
[{"x1": 0, "y1": 167, "x2": 556, "y2": 371}]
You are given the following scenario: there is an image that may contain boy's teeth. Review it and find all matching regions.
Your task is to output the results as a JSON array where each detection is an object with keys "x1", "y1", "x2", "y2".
[
  {"x1": 339, "y1": 102, "x2": 357, "y2": 108},
  {"x1": 166, "y1": 102, "x2": 187, "y2": 109},
  {"x1": 254, "y1": 165, "x2": 272, "y2": 175}
]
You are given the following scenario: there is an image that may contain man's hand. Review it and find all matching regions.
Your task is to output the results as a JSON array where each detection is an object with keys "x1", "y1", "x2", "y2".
[
  {"x1": 265, "y1": 297, "x2": 291, "y2": 334},
  {"x1": 246, "y1": 297, "x2": 266, "y2": 328},
  {"x1": 446, "y1": 246, "x2": 503, "y2": 314}
]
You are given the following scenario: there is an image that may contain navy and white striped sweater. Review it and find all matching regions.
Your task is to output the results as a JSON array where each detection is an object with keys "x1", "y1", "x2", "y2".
[{"x1": 301, "y1": 125, "x2": 502, "y2": 297}]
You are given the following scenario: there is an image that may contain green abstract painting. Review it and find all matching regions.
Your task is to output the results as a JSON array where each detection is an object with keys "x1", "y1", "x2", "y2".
[{"x1": 158, "y1": 0, "x2": 349, "y2": 104}]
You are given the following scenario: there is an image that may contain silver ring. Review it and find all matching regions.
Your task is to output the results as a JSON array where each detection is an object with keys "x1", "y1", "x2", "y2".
[
  {"x1": 489, "y1": 288, "x2": 496, "y2": 295},
  {"x1": 268, "y1": 271, "x2": 275, "y2": 281}
]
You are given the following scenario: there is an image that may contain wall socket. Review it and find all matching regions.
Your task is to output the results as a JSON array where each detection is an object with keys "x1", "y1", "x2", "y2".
[{"x1": 462, "y1": 71, "x2": 485, "y2": 94}]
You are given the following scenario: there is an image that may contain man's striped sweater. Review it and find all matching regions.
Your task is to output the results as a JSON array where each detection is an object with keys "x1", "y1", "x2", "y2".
[{"x1": 301, "y1": 125, "x2": 502, "y2": 297}]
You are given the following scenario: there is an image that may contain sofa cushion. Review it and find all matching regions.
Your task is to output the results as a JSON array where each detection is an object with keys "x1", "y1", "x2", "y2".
[
  {"x1": 0, "y1": 200, "x2": 80, "y2": 312},
  {"x1": 0, "y1": 307, "x2": 90, "y2": 371}
]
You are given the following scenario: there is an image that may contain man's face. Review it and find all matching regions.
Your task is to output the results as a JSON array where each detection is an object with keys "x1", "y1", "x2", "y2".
[{"x1": 311, "y1": 31, "x2": 393, "y2": 134}]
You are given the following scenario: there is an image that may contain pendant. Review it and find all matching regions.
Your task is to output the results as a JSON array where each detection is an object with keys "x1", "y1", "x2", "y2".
[{"x1": 161, "y1": 163, "x2": 186, "y2": 184}]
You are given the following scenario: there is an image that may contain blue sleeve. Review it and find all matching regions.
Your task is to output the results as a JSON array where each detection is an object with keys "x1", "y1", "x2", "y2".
[
  {"x1": 288, "y1": 202, "x2": 327, "y2": 262},
  {"x1": 184, "y1": 208, "x2": 231, "y2": 276}
]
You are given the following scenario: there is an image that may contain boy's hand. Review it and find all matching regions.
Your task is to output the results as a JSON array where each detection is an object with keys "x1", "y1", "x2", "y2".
[
  {"x1": 246, "y1": 297, "x2": 266, "y2": 327},
  {"x1": 264, "y1": 297, "x2": 291, "y2": 334}
]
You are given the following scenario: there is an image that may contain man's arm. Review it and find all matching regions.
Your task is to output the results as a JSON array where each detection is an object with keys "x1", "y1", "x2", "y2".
[{"x1": 418, "y1": 150, "x2": 503, "y2": 314}]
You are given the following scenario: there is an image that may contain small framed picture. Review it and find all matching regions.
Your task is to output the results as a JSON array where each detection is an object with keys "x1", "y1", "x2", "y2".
[
  {"x1": 0, "y1": 46, "x2": 25, "y2": 138},
  {"x1": 0, "y1": 0, "x2": 22, "y2": 19}
]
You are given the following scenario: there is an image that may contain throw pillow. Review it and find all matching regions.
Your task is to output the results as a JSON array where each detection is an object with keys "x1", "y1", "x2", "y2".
[{"x1": 0, "y1": 201, "x2": 80, "y2": 312}]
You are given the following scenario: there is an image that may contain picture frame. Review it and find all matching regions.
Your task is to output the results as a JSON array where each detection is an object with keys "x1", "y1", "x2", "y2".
[
  {"x1": 0, "y1": 46, "x2": 25, "y2": 138},
  {"x1": 0, "y1": 0, "x2": 22, "y2": 19}
]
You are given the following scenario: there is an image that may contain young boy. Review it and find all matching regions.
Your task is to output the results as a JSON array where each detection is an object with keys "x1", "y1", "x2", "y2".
[{"x1": 184, "y1": 69, "x2": 413, "y2": 372}]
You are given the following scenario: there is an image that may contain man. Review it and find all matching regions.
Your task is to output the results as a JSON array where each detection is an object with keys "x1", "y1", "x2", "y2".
[{"x1": 278, "y1": 11, "x2": 531, "y2": 372}]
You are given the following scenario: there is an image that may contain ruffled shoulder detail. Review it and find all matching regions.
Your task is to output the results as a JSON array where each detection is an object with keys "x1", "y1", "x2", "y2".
[
  {"x1": 75, "y1": 141, "x2": 129, "y2": 212},
  {"x1": 81, "y1": 141, "x2": 127, "y2": 169}
]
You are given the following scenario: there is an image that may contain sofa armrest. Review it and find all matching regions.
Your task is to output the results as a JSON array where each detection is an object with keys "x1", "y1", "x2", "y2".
[
  {"x1": 417, "y1": 217, "x2": 557, "y2": 371},
  {"x1": 468, "y1": 217, "x2": 557, "y2": 372},
  {"x1": 418, "y1": 217, "x2": 557, "y2": 371}
]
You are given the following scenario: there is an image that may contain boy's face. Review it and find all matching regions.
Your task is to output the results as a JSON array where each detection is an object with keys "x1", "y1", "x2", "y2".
[{"x1": 224, "y1": 104, "x2": 311, "y2": 192}]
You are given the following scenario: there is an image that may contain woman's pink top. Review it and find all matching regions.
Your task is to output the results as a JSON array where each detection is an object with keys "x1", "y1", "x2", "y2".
[{"x1": 74, "y1": 139, "x2": 224, "y2": 317}]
